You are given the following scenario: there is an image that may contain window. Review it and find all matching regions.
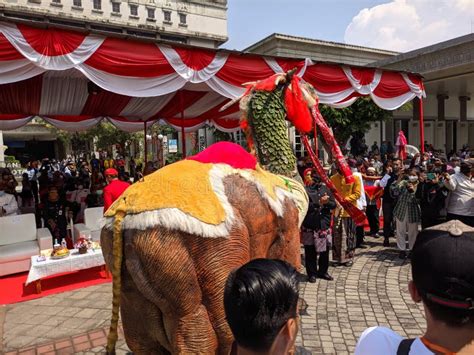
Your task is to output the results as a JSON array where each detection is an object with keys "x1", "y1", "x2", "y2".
[
  {"x1": 93, "y1": 0, "x2": 101, "y2": 10},
  {"x1": 73, "y1": 0, "x2": 81, "y2": 6},
  {"x1": 163, "y1": 10, "x2": 171, "y2": 22},
  {"x1": 51, "y1": 0, "x2": 60, "y2": 3},
  {"x1": 147, "y1": 7, "x2": 155, "y2": 19},
  {"x1": 130, "y1": 4, "x2": 138, "y2": 16},
  {"x1": 112, "y1": 2, "x2": 120, "y2": 13},
  {"x1": 179, "y1": 13, "x2": 186, "y2": 24}
]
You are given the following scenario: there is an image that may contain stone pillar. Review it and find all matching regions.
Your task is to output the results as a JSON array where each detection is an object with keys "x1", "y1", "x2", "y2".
[
  {"x1": 459, "y1": 96, "x2": 470, "y2": 121},
  {"x1": 437, "y1": 94, "x2": 449, "y2": 152},
  {"x1": 437, "y1": 94, "x2": 448, "y2": 120}
]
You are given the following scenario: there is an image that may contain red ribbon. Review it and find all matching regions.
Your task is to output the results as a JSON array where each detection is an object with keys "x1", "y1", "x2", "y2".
[{"x1": 311, "y1": 106, "x2": 354, "y2": 184}]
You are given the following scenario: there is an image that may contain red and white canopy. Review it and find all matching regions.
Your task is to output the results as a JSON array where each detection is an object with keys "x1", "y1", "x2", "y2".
[{"x1": 0, "y1": 21, "x2": 425, "y2": 132}]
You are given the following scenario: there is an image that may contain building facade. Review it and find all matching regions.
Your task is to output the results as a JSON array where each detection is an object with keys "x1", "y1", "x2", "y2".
[
  {"x1": 0, "y1": 0, "x2": 228, "y2": 164},
  {"x1": 0, "y1": 0, "x2": 228, "y2": 47},
  {"x1": 373, "y1": 34, "x2": 474, "y2": 153},
  {"x1": 247, "y1": 33, "x2": 474, "y2": 155},
  {"x1": 245, "y1": 33, "x2": 397, "y2": 67}
]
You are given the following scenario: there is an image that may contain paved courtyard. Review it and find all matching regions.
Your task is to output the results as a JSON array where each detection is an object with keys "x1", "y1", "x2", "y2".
[{"x1": 1, "y1": 236, "x2": 426, "y2": 354}]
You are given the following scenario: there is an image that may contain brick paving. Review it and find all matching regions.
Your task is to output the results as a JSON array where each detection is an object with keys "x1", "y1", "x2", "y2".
[{"x1": 1, "y1": 236, "x2": 425, "y2": 354}]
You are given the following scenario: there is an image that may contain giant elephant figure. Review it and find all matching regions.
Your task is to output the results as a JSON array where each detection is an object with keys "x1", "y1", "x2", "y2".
[{"x1": 102, "y1": 71, "x2": 319, "y2": 354}]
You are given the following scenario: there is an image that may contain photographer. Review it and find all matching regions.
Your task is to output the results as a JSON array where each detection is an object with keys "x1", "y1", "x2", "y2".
[
  {"x1": 301, "y1": 172, "x2": 336, "y2": 282},
  {"x1": 379, "y1": 158, "x2": 402, "y2": 247},
  {"x1": 443, "y1": 162, "x2": 473, "y2": 227},
  {"x1": 390, "y1": 169, "x2": 421, "y2": 259},
  {"x1": 419, "y1": 172, "x2": 448, "y2": 229}
]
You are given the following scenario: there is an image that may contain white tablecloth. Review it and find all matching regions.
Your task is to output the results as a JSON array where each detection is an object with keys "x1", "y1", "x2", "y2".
[{"x1": 26, "y1": 249, "x2": 105, "y2": 285}]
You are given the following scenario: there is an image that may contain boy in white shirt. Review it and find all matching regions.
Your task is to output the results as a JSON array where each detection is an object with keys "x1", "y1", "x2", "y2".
[{"x1": 355, "y1": 220, "x2": 474, "y2": 355}]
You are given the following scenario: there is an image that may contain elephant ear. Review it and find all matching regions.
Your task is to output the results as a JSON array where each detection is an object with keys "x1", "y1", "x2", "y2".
[{"x1": 284, "y1": 76, "x2": 312, "y2": 133}]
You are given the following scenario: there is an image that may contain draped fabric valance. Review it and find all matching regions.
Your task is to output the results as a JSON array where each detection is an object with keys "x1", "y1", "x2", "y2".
[{"x1": 0, "y1": 21, "x2": 425, "y2": 132}]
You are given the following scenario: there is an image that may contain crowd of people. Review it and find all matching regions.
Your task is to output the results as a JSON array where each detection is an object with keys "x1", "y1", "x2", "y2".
[
  {"x1": 0, "y1": 154, "x2": 146, "y2": 242},
  {"x1": 298, "y1": 142, "x2": 473, "y2": 281}
]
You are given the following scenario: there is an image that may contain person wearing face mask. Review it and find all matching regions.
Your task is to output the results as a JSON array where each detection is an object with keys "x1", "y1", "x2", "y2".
[
  {"x1": 443, "y1": 162, "x2": 473, "y2": 227},
  {"x1": 301, "y1": 173, "x2": 336, "y2": 282},
  {"x1": 0, "y1": 179, "x2": 19, "y2": 217},
  {"x1": 419, "y1": 172, "x2": 448, "y2": 229},
  {"x1": 391, "y1": 169, "x2": 421, "y2": 259},
  {"x1": 379, "y1": 158, "x2": 402, "y2": 247}
]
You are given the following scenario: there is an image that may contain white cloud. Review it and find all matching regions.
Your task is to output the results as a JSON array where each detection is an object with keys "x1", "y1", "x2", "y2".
[{"x1": 344, "y1": 0, "x2": 474, "y2": 52}]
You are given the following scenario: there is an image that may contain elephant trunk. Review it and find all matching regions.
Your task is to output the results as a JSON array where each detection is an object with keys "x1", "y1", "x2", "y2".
[{"x1": 106, "y1": 210, "x2": 125, "y2": 354}]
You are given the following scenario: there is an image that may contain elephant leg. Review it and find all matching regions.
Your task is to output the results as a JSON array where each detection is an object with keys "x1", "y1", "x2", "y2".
[
  {"x1": 267, "y1": 199, "x2": 302, "y2": 269},
  {"x1": 130, "y1": 228, "x2": 219, "y2": 354},
  {"x1": 120, "y1": 265, "x2": 170, "y2": 355},
  {"x1": 190, "y1": 219, "x2": 250, "y2": 354}
]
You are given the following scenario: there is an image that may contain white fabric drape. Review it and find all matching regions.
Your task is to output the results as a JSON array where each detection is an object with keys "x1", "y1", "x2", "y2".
[
  {"x1": 78, "y1": 64, "x2": 187, "y2": 98},
  {"x1": 160, "y1": 45, "x2": 229, "y2": 83},
  {"x1": 42, "y1": 116, "x2": 102, "y2": 131},
  {"x1": 0, "y1": 116, "x2": 33, "y2": 130},
  {"x1": 39, "y1": 76, "x2": 89, "y2": 115},
  {"x1": 0, "y1": 60, "x2": 45, "y2": 84},
  {"x1": 119, "y1": 94, "x2": 175, "y2": 120},
  {"x1": 0, "y1": 22, "x2": 104, "y2": 70}
]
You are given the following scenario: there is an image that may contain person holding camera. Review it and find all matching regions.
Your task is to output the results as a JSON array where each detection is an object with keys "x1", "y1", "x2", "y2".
[
  {"x1": 418, "y1": 171, "x2": 448, "y2": 229},
  {"x1": 390, "y1": 169, "x2": 421, "y2": 259},
  {"x1": 443, "y1": 162, "x2": 473, "y2": 227},
  {"x1": 301, "y1": 173, "x2": 336, "y2": 282}
]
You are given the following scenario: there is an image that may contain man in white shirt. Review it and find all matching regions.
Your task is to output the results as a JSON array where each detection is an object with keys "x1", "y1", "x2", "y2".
[
  {"x1": 444, "y1": 162, "x2": 473, "y2": 227},
  {"x1": 0, "y1": 180, "x2": 19, "y2": 217},
  {"x1": 355, "y1": 220, "x2": 474, "y2": 355}
]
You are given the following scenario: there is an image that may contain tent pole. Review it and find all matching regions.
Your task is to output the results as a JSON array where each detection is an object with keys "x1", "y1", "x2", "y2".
[
  {"x1": 180, "y1": 91, "x2": 186, "y2": 158},
  {"x1": 419, "y1": 98, "x2": 425, "y2": 155},
  {"x1": 144, "y1": 121, "x2": 148, "y2": 165}
]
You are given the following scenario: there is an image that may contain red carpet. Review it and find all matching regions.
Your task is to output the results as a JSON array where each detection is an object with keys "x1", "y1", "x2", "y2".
[{"x1": 0, "y1": 266, "x2": 111, "y2": 305}]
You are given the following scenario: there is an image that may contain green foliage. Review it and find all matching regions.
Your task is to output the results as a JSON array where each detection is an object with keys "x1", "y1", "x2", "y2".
[
  {"x1": 165, "y1": 152, "x2": 183, "y2": 164},
  {"x1": 319, "y1": 97, "x2": 391, "y2": 145}
]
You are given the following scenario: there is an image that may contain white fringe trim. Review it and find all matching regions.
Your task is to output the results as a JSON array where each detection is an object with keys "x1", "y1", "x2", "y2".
[{"x1": 104, "y1": 164, "x2": 306, "y2": 238}]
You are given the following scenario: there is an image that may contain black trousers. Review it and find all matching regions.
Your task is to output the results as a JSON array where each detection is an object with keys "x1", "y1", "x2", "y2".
[
  {"x1": 382, "y1": 201, "x2": 395, "y2": 239},
  {"x1": 421, "y1": 214, "x2": 444, "y2": 229},
  {"x1": 366, "y1": 205, "x2": 380, "y2": 235},
  {"x1": 304, "y1": 245, "x2": 329, "y2": 277},
  {"x1": 355, "y1": 226, "x2": 365, "y2": 247},
  {"x1": 447, "y1": 213, "x2": 474, "y2": 227},
  {"x1": 31, "y1": 180, "x2": 39, "y2": 205}
]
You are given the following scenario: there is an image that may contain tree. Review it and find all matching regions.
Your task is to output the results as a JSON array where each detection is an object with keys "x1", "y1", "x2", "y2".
[{"x1": 319, "y1": 97, "x2": 392, "y2": 146}]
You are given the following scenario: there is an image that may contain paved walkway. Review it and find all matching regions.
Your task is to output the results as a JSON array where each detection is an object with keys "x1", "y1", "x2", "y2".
[{"x1": 1, "y1": 236, "x2": 426, "y2": 354}]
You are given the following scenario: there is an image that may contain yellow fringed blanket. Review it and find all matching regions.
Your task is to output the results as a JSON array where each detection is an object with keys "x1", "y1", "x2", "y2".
[{"x1": 104, "y1": 160, "x2": 307, "y2": 238}]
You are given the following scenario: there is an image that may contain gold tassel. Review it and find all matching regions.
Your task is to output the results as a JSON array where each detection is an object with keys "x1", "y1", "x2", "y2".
[{"x1": 106, "y1": 210, "x2": 125, "y2": 355}]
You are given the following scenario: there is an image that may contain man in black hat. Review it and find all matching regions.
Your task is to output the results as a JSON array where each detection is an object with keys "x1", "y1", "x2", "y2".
[{"x1": 355, "y1": 220, "x2": 474, "y2": 354}]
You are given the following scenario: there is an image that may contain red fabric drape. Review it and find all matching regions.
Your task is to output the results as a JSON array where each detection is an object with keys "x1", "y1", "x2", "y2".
[
  {"x1": 0, "y1": 75, "x2": 42, "y2": 114},
  {"x1": 85, "y1": 38, "x2": 175, "y2": 77},
  {"x1": 154, "y1": 90, "x2": 207, "y2": 119},
  {"x1": 80, "y1": 90, "x2": 131, "y2": 116},
  {"x1": 303, "y1": 64, "x2": 352, "y2": 93},
  {"x1": 18, "y1": 24, "x2": 86, "y2": 56},
  {"x1": 174, "y1": 47, "x2": 218, "y2": 71},
  {"x1": 215, "y1": 54, "x2": 275, "y2": 85},
  {"x1": 373, "y1": 72, "x2": 410, "y2": 98}
]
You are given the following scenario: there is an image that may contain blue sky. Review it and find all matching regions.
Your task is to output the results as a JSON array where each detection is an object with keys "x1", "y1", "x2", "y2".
[
  {"x1": 223, "y1": 0, "x2": 474, "y2": 52},
  {"x1": 223, "y1": 0, "x2": 391, "y2": 50}
]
